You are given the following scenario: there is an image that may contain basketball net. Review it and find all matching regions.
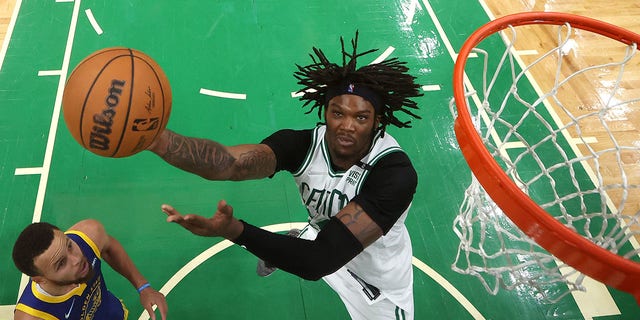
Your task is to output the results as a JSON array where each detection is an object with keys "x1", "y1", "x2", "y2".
[{"x1": 450, "y1": 12, "x2": 640, "y2": 303}]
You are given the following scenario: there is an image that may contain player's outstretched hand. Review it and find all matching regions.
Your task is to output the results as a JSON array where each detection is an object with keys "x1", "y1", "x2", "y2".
[
  {"x1": 161, "y1": 200, "x2": 244, "y2": 239},
  {"x1": 139, "y1": 287, "x2": 168, "y2": 320}
]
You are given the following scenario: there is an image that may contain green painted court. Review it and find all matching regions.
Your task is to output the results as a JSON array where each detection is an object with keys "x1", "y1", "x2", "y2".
[{"x1": 0, "y1": 0, "x2": 638, "y2": 319}]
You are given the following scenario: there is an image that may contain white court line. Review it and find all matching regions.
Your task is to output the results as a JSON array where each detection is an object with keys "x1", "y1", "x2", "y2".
[
  {"x1": 0, "y1": 1, "x2": 24, "y2": 314},
  {"x1": 38, "y1": 70, "x2": 63, "y2": 77},
  {"x1": 422, "y1": 84, "x2": 441, "y2": 91},
  {"x1": 84, "y1": 9, "x2": 103, "y2": 35},
  {"x1": 501, "y1": 141, "x2": 526, "y2": 149},
  {"x1": 369, "y1": 46, "x2": 396, "y2": 64},
  {"x1": 15, "y1": 167, "x2": 44, "y2": 175},
  {"x1": 11, "y1": 0, "x2": 85, "y2": 307},
  {"x1": 571, "y1": 136, "x2": 598, "y2": 144},
  {"x1": 199, "y1": 88, "x2": 247, "y2": 100},
  {"x1": 0, "y1": 0, "x2": 22, "y2": 72},
  {"x1": 138, "y1": 222, "x2": 484, "y2": 320},
  {"x1": 412, "y1": 258, "x2": 485, "y2": 320},
  {"x1": 516, "y1": 49, "x2": 539, "y2": 56},
  {"x1": 291, "y1": 88, "x2": 316, "y2": 98},
  {"x1": 0, "y1": 305, "x2": 15, "y2": 319}
]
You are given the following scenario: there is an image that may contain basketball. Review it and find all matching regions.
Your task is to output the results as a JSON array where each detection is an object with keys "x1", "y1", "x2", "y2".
[{"x1": 62, "y1": 47, "x2": 172, "y2": 158}]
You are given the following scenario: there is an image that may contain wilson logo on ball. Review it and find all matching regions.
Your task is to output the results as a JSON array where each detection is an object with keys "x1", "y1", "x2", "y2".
[{"x1": 89, "y1": 79, "x2": 126, "y2": 150}]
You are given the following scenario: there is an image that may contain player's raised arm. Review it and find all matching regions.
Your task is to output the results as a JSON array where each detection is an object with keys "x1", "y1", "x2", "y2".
[
  {"x1": 162, "y1": 200, "x2": 373, "y2": 281},
  {"x1": 70, "y1": 220, "x2": 168, "y2": 320},
  {"x1": 147, "y1": 129, "x2": 277, "y2": 181}
]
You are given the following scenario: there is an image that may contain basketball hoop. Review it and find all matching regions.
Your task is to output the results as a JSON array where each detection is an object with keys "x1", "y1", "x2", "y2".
[{"x1": 451, "y1": 12, "x2": 640, "y2": 304}]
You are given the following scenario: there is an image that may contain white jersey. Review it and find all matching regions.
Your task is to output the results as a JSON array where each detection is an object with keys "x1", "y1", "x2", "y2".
[{"x1": 292, "y1": 125, "x2": 414, "y2": 314}]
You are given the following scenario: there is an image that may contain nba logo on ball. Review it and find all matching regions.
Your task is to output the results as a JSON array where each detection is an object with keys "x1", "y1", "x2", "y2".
[{"x1": 62, "y1": 47, "x2": 172, "y2": 158}]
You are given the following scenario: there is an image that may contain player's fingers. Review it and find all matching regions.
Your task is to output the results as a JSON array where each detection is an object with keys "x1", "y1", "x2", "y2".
[
  {"x1": 145, "y1": 305, "x2": 156, "y2": 320},
  {"x1": 161, "y1": 204, "x2": 177, "y2": 216},
  {"x1": 217, "y1": 199, "x2": 233, "y2": 216},
  {"x1": 157, "y1": 300, "x2": 168, "y2": 320}
]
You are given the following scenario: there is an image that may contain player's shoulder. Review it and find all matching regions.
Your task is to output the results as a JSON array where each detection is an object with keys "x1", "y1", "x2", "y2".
[
  {"x1": 68, "y1": 219, "x2": 105, "y2": 233},
  {"x1": 376, "y1": 150, "x2": 414, "y2": 168},
  {"x1": 67, "y1": 219, "x2": 108, "y2": 249},
  {"x1": 14, "y1": 309, "x2": 43, "y2": 320}
]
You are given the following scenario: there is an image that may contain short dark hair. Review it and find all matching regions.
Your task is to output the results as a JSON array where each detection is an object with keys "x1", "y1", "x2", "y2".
[
  {"x1": 12, "y1": 222, "x2": 60, "y2": 276},
  {"x1": 294, "y1": 31, "x2": 423, "y2": 134}
]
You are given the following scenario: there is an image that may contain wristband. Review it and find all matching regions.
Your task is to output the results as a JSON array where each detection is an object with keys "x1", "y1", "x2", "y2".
[{"x1": 136, "y1": 283, "x2": 151, "y2": 293}]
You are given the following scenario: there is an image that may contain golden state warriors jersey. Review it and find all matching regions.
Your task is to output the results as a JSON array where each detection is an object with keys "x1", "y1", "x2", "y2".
[{"x1": 15, "y1": 231, "x2": 128, "y2": 320}]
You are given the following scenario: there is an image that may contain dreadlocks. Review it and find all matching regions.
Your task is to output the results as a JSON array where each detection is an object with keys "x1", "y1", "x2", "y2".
[{"x1": 293, "y1": 31, "x2": 422, "y2": 133}]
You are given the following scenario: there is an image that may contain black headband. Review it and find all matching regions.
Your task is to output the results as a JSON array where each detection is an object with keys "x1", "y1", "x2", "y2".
[{"x1": 325, "y1": 82, "x2": 383, "y2": 114}]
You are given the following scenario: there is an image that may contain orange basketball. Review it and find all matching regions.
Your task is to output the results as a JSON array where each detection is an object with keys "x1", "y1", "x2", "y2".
[{"x1": 62, "y1": 47, "x2": 172, "y2": 158}]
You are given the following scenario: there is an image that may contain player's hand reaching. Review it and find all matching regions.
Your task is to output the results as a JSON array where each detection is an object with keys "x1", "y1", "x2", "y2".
[
  {"x1": 139, "y1": 287, "x2": 168, "y2": 320},
  {"x1": 161, "y1": 200, "x2": 244, "y2": 240}
]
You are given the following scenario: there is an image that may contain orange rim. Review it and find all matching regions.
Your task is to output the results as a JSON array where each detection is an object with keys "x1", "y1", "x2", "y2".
[{"x1": 452, "y1": 12, "x2": 640, "y2": 304}]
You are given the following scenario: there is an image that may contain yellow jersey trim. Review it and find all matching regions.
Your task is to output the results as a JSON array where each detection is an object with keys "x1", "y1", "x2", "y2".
[
  {"x1": 121, "y1": 299, "x2": 129, "y2": 319},
  {"x1": 15, "y1": 303, "x2": 58, "y2": 320},
  {"x1": 65, "y1": 230, "x2": 101, "y2": 259},
  {"x1": 30, "y1": 281, "x2": 87, "y2": 303}
]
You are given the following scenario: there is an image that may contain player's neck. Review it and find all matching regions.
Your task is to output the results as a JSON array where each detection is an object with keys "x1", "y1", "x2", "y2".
[
  {"x1": 328, "y1": 143, "x2": 373, "y2": 171},
  {"x1": 38, "y1": 281, "x2": 80, "y2": 296}
]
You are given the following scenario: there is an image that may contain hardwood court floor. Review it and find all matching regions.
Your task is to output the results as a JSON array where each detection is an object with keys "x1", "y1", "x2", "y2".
[{"x1": 0, "y1": 1, "x2": 638, "y2": 320}]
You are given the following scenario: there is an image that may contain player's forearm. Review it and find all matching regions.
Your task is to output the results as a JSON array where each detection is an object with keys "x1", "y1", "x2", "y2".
[
  {"x1": 233, "y1": 217, "x2": 363, "y2": 281},
  {"x1": 101, "y1": 235, "x2": 148, "y2": 289},
  {"x1": 148, "y1": 129, "x2": 237, "y2": 180},
  {"x1": 148, "y1": 129, "x2": 275, "y2": 181}
]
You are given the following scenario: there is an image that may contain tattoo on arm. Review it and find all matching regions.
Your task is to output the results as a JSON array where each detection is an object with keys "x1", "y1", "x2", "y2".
[
  {"x1": 235, "y1": 149, "x2": 275, "y2": 179},
  {"x1": 338, "y1": 204, "x2": 365, "y2": 227},
  {"x1": 338, "y1": 203, "x2": 381, "y2": 242},
  {"x1": 161, "y1": 131, "x2": 235, "y2": 177},
  {"x1": 158, "y1": 131, "x2": 275, "y2": 180}
]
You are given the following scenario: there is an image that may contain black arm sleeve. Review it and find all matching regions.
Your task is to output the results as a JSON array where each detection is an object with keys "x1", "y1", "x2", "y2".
[
  {"x1": 233, "y1": 217, "x2": 363, "y2": 281},
  {"x1": 353, "y1": 151, "x2": 417, "y2": 234},
  {"x1": 261, "y1": 129, "x2": 312, "y2": 173}
]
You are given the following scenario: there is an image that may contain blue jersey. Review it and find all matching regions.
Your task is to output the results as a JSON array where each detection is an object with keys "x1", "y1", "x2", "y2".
[{"x1": 15, "y1": 231, "x2": 128, "y2": 320}]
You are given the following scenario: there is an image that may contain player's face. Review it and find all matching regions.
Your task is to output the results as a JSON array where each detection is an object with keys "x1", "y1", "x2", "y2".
[
  {"x1": 33, "y1": 230, "x2": 92, "y2": 286},
  {"x1": 324, "y1": 94, "x2": 380, "y2": 169}
]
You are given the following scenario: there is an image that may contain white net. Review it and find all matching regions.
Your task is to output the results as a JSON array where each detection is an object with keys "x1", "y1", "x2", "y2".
[{"x1": 451, "y1": 20, "x2": 640, "y2": 302}]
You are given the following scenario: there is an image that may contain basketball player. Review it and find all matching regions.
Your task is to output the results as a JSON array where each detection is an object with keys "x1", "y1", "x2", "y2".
[
  {"x1": 149, "y1": 32, "x2": 422, "y2": 320},
  {"x1": 12, "y1": 219, "x2": 168, "y2": 320}
]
